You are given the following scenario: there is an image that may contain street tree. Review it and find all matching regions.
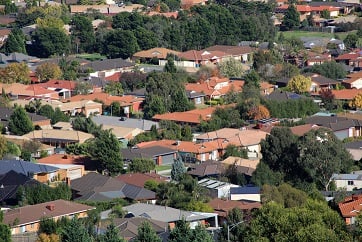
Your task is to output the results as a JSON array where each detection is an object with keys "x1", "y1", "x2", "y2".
[
  {"x1": 129, "y1": 158, "x2": 155, "y2": 173},
  {"x1": 133, "y1": 221, "x2": 161, "y2": 242},
  {"x1": 0, "y1": 62, "x2": 30, "y2": 84},
  {"x1": 287, "y1": 75, "x2": 311, "y2": 94},
  {"x1": 8, "y1": 106, "x2": 34, "y2": 135},
  {"x1": 88, "y1": 129, "x2": 123, "y2": 175},
  {"x1": 35, "y1": 63, "x2": 63, "y2": 82}
]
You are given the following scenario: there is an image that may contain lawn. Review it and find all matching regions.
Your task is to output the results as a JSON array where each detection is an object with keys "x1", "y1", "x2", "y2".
[
  {"x1": 75, "y1": 53, "x2": 106, "y2": 61},
  {"x1": 280, "y1": 30, "x2": 354, "y2": 40},
  {"x1": 155, "y1": 164, "x2": 172, "y2": 172}
]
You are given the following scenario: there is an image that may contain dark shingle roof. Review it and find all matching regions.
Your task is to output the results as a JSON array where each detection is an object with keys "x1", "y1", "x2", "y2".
[
  {"x1": 306, "y1": 116, "x2": 362, "y2": 131},
  {"x1": 265, "y1": 90, "x2": 302, "y2": 101},
  {"x1": 0, "y1": 159, "x2": 59, "y2": 176},
  {"x1": 121, "y1": 146, "x2": 177, "y2": 160},
  {"x1": 230, "y1": 186, "x2": 260, "y2": 194},
  {"x1": 305, "y1": 73, "x2": 339, "y2": 85},
  {"x1": 81, "y1": 58, "x2": 135, "y2": 72}
]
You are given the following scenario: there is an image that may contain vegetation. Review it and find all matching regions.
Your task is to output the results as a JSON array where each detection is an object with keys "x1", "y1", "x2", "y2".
[
  {"x1": 8, "y1": 106, "x2": 34, "y2": 135},
  {"x1": 129, "y1": 158, "x2": 156, "y2": 173},
  {"x1": 0, "y1": 211, "x2": 11, "y2": 242},
  {"x1": 133, "y1": 221, "x2": 161, "y2": 242}
]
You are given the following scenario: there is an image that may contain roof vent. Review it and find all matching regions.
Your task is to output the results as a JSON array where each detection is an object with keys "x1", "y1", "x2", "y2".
[{"x1": 46, "y1": 204, "x2": 55, "y2": 211}]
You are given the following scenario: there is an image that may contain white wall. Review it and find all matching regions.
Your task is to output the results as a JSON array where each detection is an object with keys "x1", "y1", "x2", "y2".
[
  {"x1": 230, "y1": 193, "x2": 261, "y2": 202},
  {"x1": 334, "y1": 179, "x2": 362, "y2": 191}
]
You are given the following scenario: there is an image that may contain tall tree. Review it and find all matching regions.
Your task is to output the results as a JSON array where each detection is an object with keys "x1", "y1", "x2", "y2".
[
  {"x1": 35, "y1": 63, "x2": 63, "y2": 82},
  {"x1": 102, "y1": 29, "x2": 139, "y2": 59},
  {"x1": 98, "y1": 223, "x2": 125, "y2": 242},
  {"x1": 71, "y1": 14, "x2": 96, "y2": 53},
  {"x1": 61, "y1": 217, "x2": 93, "y2": 242},
  {"x1": 2, "y1": 28, "x2": 26, "y2": 54},
  {"x1": 171, "y1": 157, "x2": 186, "y2": 181},
  {"x1": 283, "y1": 4, "x2": 300, "y2": 30},
  {"x1": 287, "y1": 75, "x2": 311, "y2": 94},
  {"x1": 0, "y1": 211, "x2": 11, "y2": 242},
  {"x1": 129, "y1": 158, "x2": 155, "y2": 173},
  {"x1": 133, "y1": 221, "x2": 161, "y2": 242},
  {"x1": 0, "y1": 62, "x2": 30, "y2": 84},
  {"x1": 8, "y1": 106, "x2": 34, "y2": 135},
  {"x1": 219, "y1": 58, "x2": 244, "y2": 78},
  {"x1": 88, "y1": 129, "x2": 123, "y2": 175},
  {"x1": 309, "y1": 61, "x2": 346, "y2": 80}
]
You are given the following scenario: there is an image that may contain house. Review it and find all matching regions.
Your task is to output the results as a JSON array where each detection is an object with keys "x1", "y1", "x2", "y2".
[
  {"x1": 306, "y1": 52, "x2": 332, "y2": 66},
  {"x1": 203, "y1": 45, "x2": 254, "y2": 63},
  {"x1": 0, "y1": 52, "x2": 39, "y2": 66},
  {"x1": 123, "y1": 203, "x2": 219, "y2": 229},
  {"x1": 99, "y1": 217, "x2": 168, "y2": 241},
  {"x1": 275, "y1": 4, "x2": 341, "y2": 21},
  {"x1": 0, "y1": 28, "x2": 11, "y2": 48},
  {"x1": 305, "y1": 73, "x2": 339, "y2": 92},
  {"x1": 0, "y1": 170, "x2": 40, "y2": 206},
  {"x1": 145, "y1": 11, "x2": 178, "y2": 19},
  {"x1": 80, "y1": 58, "x2": 135, "y2": 79},
  {"x1": 229, "y1": 186, "x2": 261, "y2": 202},
  {"x1": 344, "y1": 141, "x2": 362, "y2": 160},
  {"x1": 186, "y1": 90, "x2": 206, "y2": 105},
  {"x1": 184, "y1": 77, "x2": 245, "y2": 99},
  {"x1": 101, "y1": 125, "x2": 144, "y2": 143},
  {"x1": 133, "y1": 47, "x2": 180, "y2": 64},
  {"x1": 23, "y1": 130, "x2": 94, "y2": 148},
  {"x1": 196, "y1": 128, "x2": 268, "y2": 159},
  {"x1": 0, "y1": 83, "x2": 59, "y2": 100},
  {"x1": 221, "y1": 156, "x2": 259, "y2": 177},
  {"x1": 37, "y1": 154, "x2": 96, "y2": 173},
  {"x1": 71, "y1": 172, "x2": 156, "y2": 202},
  {"x1": 265, "y1": 89, "x2": 303, "y2": 101},
  {"x1": 3, "y1": 199, "x2": 95, "y2": 235},
  {"x1": 198, "y1": 178, "x2": 240, "y2": 199},
  {"x1": 332, "y1": 89, "x2": 362, "y2": 101},
  {"x1": 92, "y1": 116, "x2": 159, "y2": 131},
  {"x1": 69, "y1": 4, "x2": 144, "y2": 14},
  {"x1": 331, "y1": 173, "x2": 362, "y2": 191},
  {"x1": 116, "y1": 172, "x2": 168, "y2": 188},
  {"x1": 208, "y1": 198, "x2": 261, "y2": 224},
  {"x1": 335, "y1": 52, "x2": 362, "y2": 68},
  {"x1": 121, "y1": 146, "x2": 178, "y2": 165},
  {"x1": 70, "y1": 93, "x2": 144, "y2": 115},
  {"x1": 0, "y1": 107, "x2": 51, "y2": 130},
  {"x1": 3, "y1": 135, "x2": 55, "y2": 158},
  {"x1": 289, "y1": 123, "x2": 323, "y2": 136},
  {"x1": 342, "y1": 72, "x2": 362, "y2": 89},
  {"x1": 176, "y1": 50, "x2": 229, "y2": 67},
  {"x1": 0, "y1": 159, "x2": 62, "y2": 183},
  {"x1": 181, "y1": 0, "x2": 208, "y2": 9},
  {"x1": 187, "y1": 160, "x2": 225, "y2": 179},
  {"x1": 338, "y1": 194, "x2": 362, "y2": 225}
]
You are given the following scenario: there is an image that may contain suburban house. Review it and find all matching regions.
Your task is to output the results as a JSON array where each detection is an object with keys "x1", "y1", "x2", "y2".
[
  {"x1": 80, "y1": 58, "x2": 135, "y2": 79},
  {"x1": 71, "y1": 172, "x2": 156, "y2": 202},
  {"x1": 69, "y1": 4, "x2": 144, "y2": 14},
  {"x1": 344, "y1": 141, "x2": 362, "y2": 161},
  {"x1": 305, "y1": 52, "x2": 332, "y2": 66},
  {"x1": 3, "y1": 199, "x2": 95, "y2": 235},
  {"x1": 37, "y1": 154, "x2": 96, "y2": 173},
  {"x1": 70, "y1": 93, "x2": 144, "y2": 115},
  {"x1": 0, "y1": 159, "x2": 63, "y2": 183},
  {"x1": 99, "y1": 217, "x2": 169, "y2": 241},
  {"x1": 32, "y1": 79, "x2": 77, "y2": 99},
  {"x1": 0, "y1": 52, "x2": 39, "y2": 67},
  {"x1": 123, "y1": 203, "x2": 219, "y2": 229},
  {"x1": 332, "y1": 89, "x2": 362, "y2": 101},
  {"x1": 121, "y1": 146, "x2": 178, "y2": 165},
  {"x1": 0, "y1": 28, "x2": 11, "y2": 48},
  {"x1": 221, "y1": 156, "x2": 259, "y2": 177},
  {"x1": 186, "y1": 90, "x2": 206, "y2": 105},
  {"x1": 23, "y1": 130, "x2": 94, "y2": 148},
  {"x1": 203, "y1": 45, "x2": 254, "y2": 63},
  {"x1": 133, "y1": 47, "x2": 180, "y2": 64},
  {"x1": 331, "y1": 173, "x2": 362, "y2": 191},
  {"x1": 196, "y1": 128, "x2": 268, "y2": 159},
  {"x1": 181, "y1": 0, "x2": 208, "y2": 9},
  {"x1": 0, "y1": 170, "x2": 40, "y2": 206},
  {"x1": 0, "y1": 83, "x2": 59, "y2": 100},
  {"x1": 0, "y1": 107, "x2": 51, "y2": 130},
  {"x1": 4, "y1": 135, "x2": 55, "y2": 158},
  {"x1": 338, "y1": 194, "x2": 362, "y2": 225},
  {"x1": 92, "y1": 116, "x2": 159, "y2": 131},
  {"x1": 305, "y1": 115, "x2": 362, "y2": 140},
  {"x1": 230, "y1": 186, "x2": 261, "y2": 202},
  {"x1": 101, "y1": 125, "x2": 144, "y2": 144},
  {"x1": 184, "y1": 77, "x2": 244, "y2": 99},
  {"x1": 176, "y1": 50, "x2": 229, "y2": 67},
  {"x1": 305, "y1": 73, "x2": 339, "y2": 93},
  {"x1": 275, "y1": 4, "x2": 341, "y2": 21},
  {"x1": 208, "y1": 198, "x2": 261, "y2": 224},
  {"x1": 187, "y1": 160, "x2": 225, "y2": 179},
  {"x1": 265, "y1": 89, "x2": 303, "y2": 101},
  {"x1": 342, "y1": 72, "x2": 362, "y2": 89},
  {"x1": 289, "y1": 123, "x2": 323, "y2": 136},
  {"x1": 335, "y1": 52, "x2": 362, "y2": 68},
  {"x1": 198, "y1": 178, "x2": 240, "y2": 199}
]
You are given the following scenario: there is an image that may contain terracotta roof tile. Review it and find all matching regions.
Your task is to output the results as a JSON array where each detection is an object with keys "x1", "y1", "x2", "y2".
[
  {"x1": 332, "y1": 89, "x2": 362, "y2": 100},
  {"x1": 70, "y1": 93, "x2": 144, "y2": 106},
  {"x1": 133, "y1": 47, "x2": 180, "y2": 60},
  {"x1": 289, "y1": 124, "x2": 322, "y2": 136},
  {"x1": 339, "y1": 195, "x2": 362, "y2": 218}
]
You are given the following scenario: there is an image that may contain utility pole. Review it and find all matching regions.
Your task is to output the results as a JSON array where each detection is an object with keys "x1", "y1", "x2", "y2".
[{"x1": 227, "y1": 220, "x2": 245, "y2": 242}]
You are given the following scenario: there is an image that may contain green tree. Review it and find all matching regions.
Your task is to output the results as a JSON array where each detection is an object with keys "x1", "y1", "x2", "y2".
[
  {"x1": 9, "y1": 106, "x2": 34, "y2": 135},
  {"x1": 222, "y1": 144, "x2": 247, "y2": 159},
  {"x1": 102, "y1": 29, "x2": 139, "y2": 59},
  {"x1": 283, "y1": 4, "x2": 300, "y2": 30},
  {"x1": 344, "y1": 33, "x2": 359, "y2": 49},
  {"x1": 61, "y1": 217, "x2": 93, "y2": 242},
  {"x1": 72, "y1": 117, "x2": 101, "y2": 135},
  {"x1": 219, "y1": 58, "x2": 244, "y2": 78},
  {"x1": 169, "y1": 219, "x2": 192, "y2": 242},
  {"x1": 164, "y1": 58, "x2": 177, "y2": 73},
  {"x1": 2, "y1": 28, "x2": 26, "y2": 54},
  {"x1": 133, "y1": 27, "x2": 158, "y2": 51},
  {"x1": 38, "y1": 217, "x2": 57, "y2": 235},
  {"x1": 129, "y1": 158, "x2": 155, "y2": 173},
  {"x1": 98, "y1": 223, "x2": 125, "y2": 242},
  {"x1": 32, "y1": 27, "x2": 70, "y2": 58},
  {"x1": 88, "y1": 129, "x2": 123, "y2": 175},
  {"x1": 171, "y1": 157, "x2": 186, "y2": 181},
  {"x1": 133, "y1": 221, "x2": 161, "y2": 242},
  {"x1": 104, "y1": 82, "x2": 124, "y2": 96},
  {"x1": 309, "y1": 61, "x2": 346, "y2": 80},
  {"x1": 35, "y1": 63, "x2": 62, "y2": 82},
  {"x1": 71, "y1": 14, "x2": 95, "y2": 53},
  {"x1": 0, "y1": 211, "x2": 11, "y2": 242},
  {"x1": 287, "y1": 75, "x2": 312, "y2": 94},
  {"x1": 0, "y1": 134, "x2": 8, "y2": 159}
]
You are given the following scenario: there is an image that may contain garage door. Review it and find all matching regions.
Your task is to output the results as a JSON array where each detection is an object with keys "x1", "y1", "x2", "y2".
[{"x1": 161, "y1": 154, "x2": 175, "y2": 165}]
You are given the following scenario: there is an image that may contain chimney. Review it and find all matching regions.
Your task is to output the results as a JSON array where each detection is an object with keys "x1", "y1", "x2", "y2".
[{"x1": 46, "y1": 204, "x2": 55, "y2": 211}]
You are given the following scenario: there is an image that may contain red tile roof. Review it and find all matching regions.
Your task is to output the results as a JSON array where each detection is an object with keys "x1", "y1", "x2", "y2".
[
  {"x1": 69, "y1": 93, "x2": 144, "y2": 106},
  {"x1": 277, "y1": 4, "x2": 340, "y2": 12},
  {"x1": 289, "y1": 124, "x2": 322, "y2": 136},
  {"x1": 178, "y1": 50, "x2": 228, "y2": 61},
  {"x1": 185, "y1": 77, "x2": 244, "y2": 97},
  {"x1": 37, "y1": 154, "x2": 90, "y2": 165},
  {"x1": 105, "y1": 72, "x2": 121, "y2": 82},
  {"x1": 335, "y1": 52, "x2": 362, "y2": 61},
  {"x1": 146, "y1": 11, "x2": 178, "y2": 18},
  {"x1": 332, "y1": 89, "x2": 362, "y2": 100},
  {"x1": 34, "y1": 80, "x2": 77, "y2": 91},
  {"x1": 116, "y1": 173, "x2": 168, "y2": 187},
  {"x1": 339, "y1": 194, "x2": 362, "y2": 218}
]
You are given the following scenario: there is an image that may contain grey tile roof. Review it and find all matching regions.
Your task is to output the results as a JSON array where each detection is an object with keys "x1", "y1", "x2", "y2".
[
  {"x1": 331, "y1": 173, "x2": 362, "y2": 180},
  {"x1": 0, "y1": 159, "x2": 59, "y2": 175},
  {"x1": 121, "y1": 147, "x2": 177, "y2": 160},
  {"x1": 306, "y1": 116, "x2": 362, "y2": 131},
  {"x1": 186, "y1": 90, "x2": 205, "y2": 99},
  {"x1": 304, "y1": 73, "x2": 339, "y2": 85},
  {"x1": 92, "y1": 116, "x2": 159, "y2": 131}
]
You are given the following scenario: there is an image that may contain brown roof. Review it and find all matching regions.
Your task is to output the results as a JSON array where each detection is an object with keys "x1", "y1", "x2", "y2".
[
  {"x1": 133, "y1": 47, "x2": 180, "y2": 59},
  {"x1": 289, "y1": 124, "x2": 322, "y2": 136},
  {"x1": 178, "y1": 50, "x2": 228, "y2": 61},
  {"x1": 332, "y1": 89, "x2": 362, "y2": 100},
  {"x1": 187, "y1": 160, "x2": 224, "y2": 177},
  {"x1": 208, "y1": 198, "x2": 261, "y2": 217},
  {"x1": 116, "y1": 172, "x2": 168, "y2": 187},
  {"x1": 338, "y1": 194, "x2": 362, "y2": 218},
  {"x1": 221, "y1": 156, "x2": 259, "y2": 176},
  {"x1": 37, "y1": 154, "x2": 90, "y2": 165},
  {"x1": 185, "y1": 78, "x2": 244, "y2": 97},
  {"x1": 204, "y1": 45, "x2": 254, "y2": 55},
  {"x1": 0, "y1": 28, "x2": 11, "y2": 37},
  {"x1": 23, "y1": 130, "x2": 93, "y2": 144},
  {"x1": 69, "y1": 93, "x2": 144, "y2": 106},
  {"x1": 3, "y1": 199, "x2": 94, "y2": 227},
  {"x1": 152, "y1": 106, "x2": 218, "y2": 124}
]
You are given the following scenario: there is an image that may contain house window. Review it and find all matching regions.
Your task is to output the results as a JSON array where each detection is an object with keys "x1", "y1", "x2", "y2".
[{"x1": 348, "y1": 181, "x2": 354, "y2": 185}]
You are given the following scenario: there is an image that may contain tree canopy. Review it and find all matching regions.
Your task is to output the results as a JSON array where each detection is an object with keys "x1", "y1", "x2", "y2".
[{"x1": 8, "y1": 106, "x2": 34, "y2": 135}]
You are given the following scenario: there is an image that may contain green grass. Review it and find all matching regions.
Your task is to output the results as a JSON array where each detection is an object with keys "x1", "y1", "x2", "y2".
[
  {"x1": 76, "y1": 53, "x2": 106, "y2": 61},
  {"x1": 280, "y1": 30, "x2": 355, "y2": 40},
  {"x1": 155, "y1": 164, "x2": 172, "y2": 172}
]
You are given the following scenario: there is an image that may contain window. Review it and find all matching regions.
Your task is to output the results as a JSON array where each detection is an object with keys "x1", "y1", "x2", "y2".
[{"x1": 348, "y1": 181, "x2": 354, "y2": 185}]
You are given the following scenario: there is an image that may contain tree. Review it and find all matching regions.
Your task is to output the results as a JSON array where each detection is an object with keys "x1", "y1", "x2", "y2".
[
  {"x1": 35, "y1": 63, "x2": 63, "y2": 82},
  {"x1": 71, "y1": 14, "x2": 95, "y2": 53},
  {"x1": 244, "y1": 70, "x2": 260, "y2": 88},
  {"x1": 104, "y1": 82, "x2": 124, "y2": 96},
  {"x1": 133, "y1": 27, "x2": 158, "y2": 51},
  {"x1": 129, "y1": 158, "x2": 155, "y2": 173},
  {"x1": 222, "y1": 144, "x2": 247, "y2": 159},
  {"x1": 0, "y1": 211, "x2": 11, "y2": 242},
  {"x1": 88, "y1": 129, "x2": 123, "y2": 175},
  {"x1": 2, "y1": 28, "x2": 26, "y2": 54},
  {"x1": 309, "y1": 61, "x2": 346, "y2": 80},
  {"x1": 287, "y1": 74, "x2": 311, "y2": 94},
  {"x1": 98, "y1": 223, "x2": 125, "y2": 242},
  {"x1": 133, "y1": 221, "x2": 161, "y2": 242},
  {"x1": 349, "y1": 92, "x2": 362, "y2": 110},
  {"x1": 320, "y1": 88, "x2": 335, "y2": 111},
  {"x1": 219, "y1": 58, "x2": 244, "y2": 78},
  {"x1": 344, "y1": 33, "x2": 359, "y2": 49},
  {"x1": 247, "y1": 104, "x2": 270, "y2": 120},
  {"x1": 31, "y1": 27, "x2": 70, "y2": 58},
  {"x1": 0, "y1": 134, "x2": 7, "y2": 159},
  {"x1": 0, "y1": 62, "x2": 30, "y2": 84},
  {"x1": 283, "y1": 4, "x2": 300, "y2": 30},
  {"x1": 102, "y1": 29, "x2": 139, "y2": 59},
  {"x1": 61, "y1": 217, "x2": 93, "y2": 242},
  {"x1": 8, "y1": 106, "x2": 34, "y2": 135},
  {"x1": 169, "y1": 219, "x2": 192, "y2": 242},
  {"x1": 171, "y1": 157, "x2": 186, "y2": 181},
  {"x1": 164, "y1": 58, "x2": 177, "y2": 73}
]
